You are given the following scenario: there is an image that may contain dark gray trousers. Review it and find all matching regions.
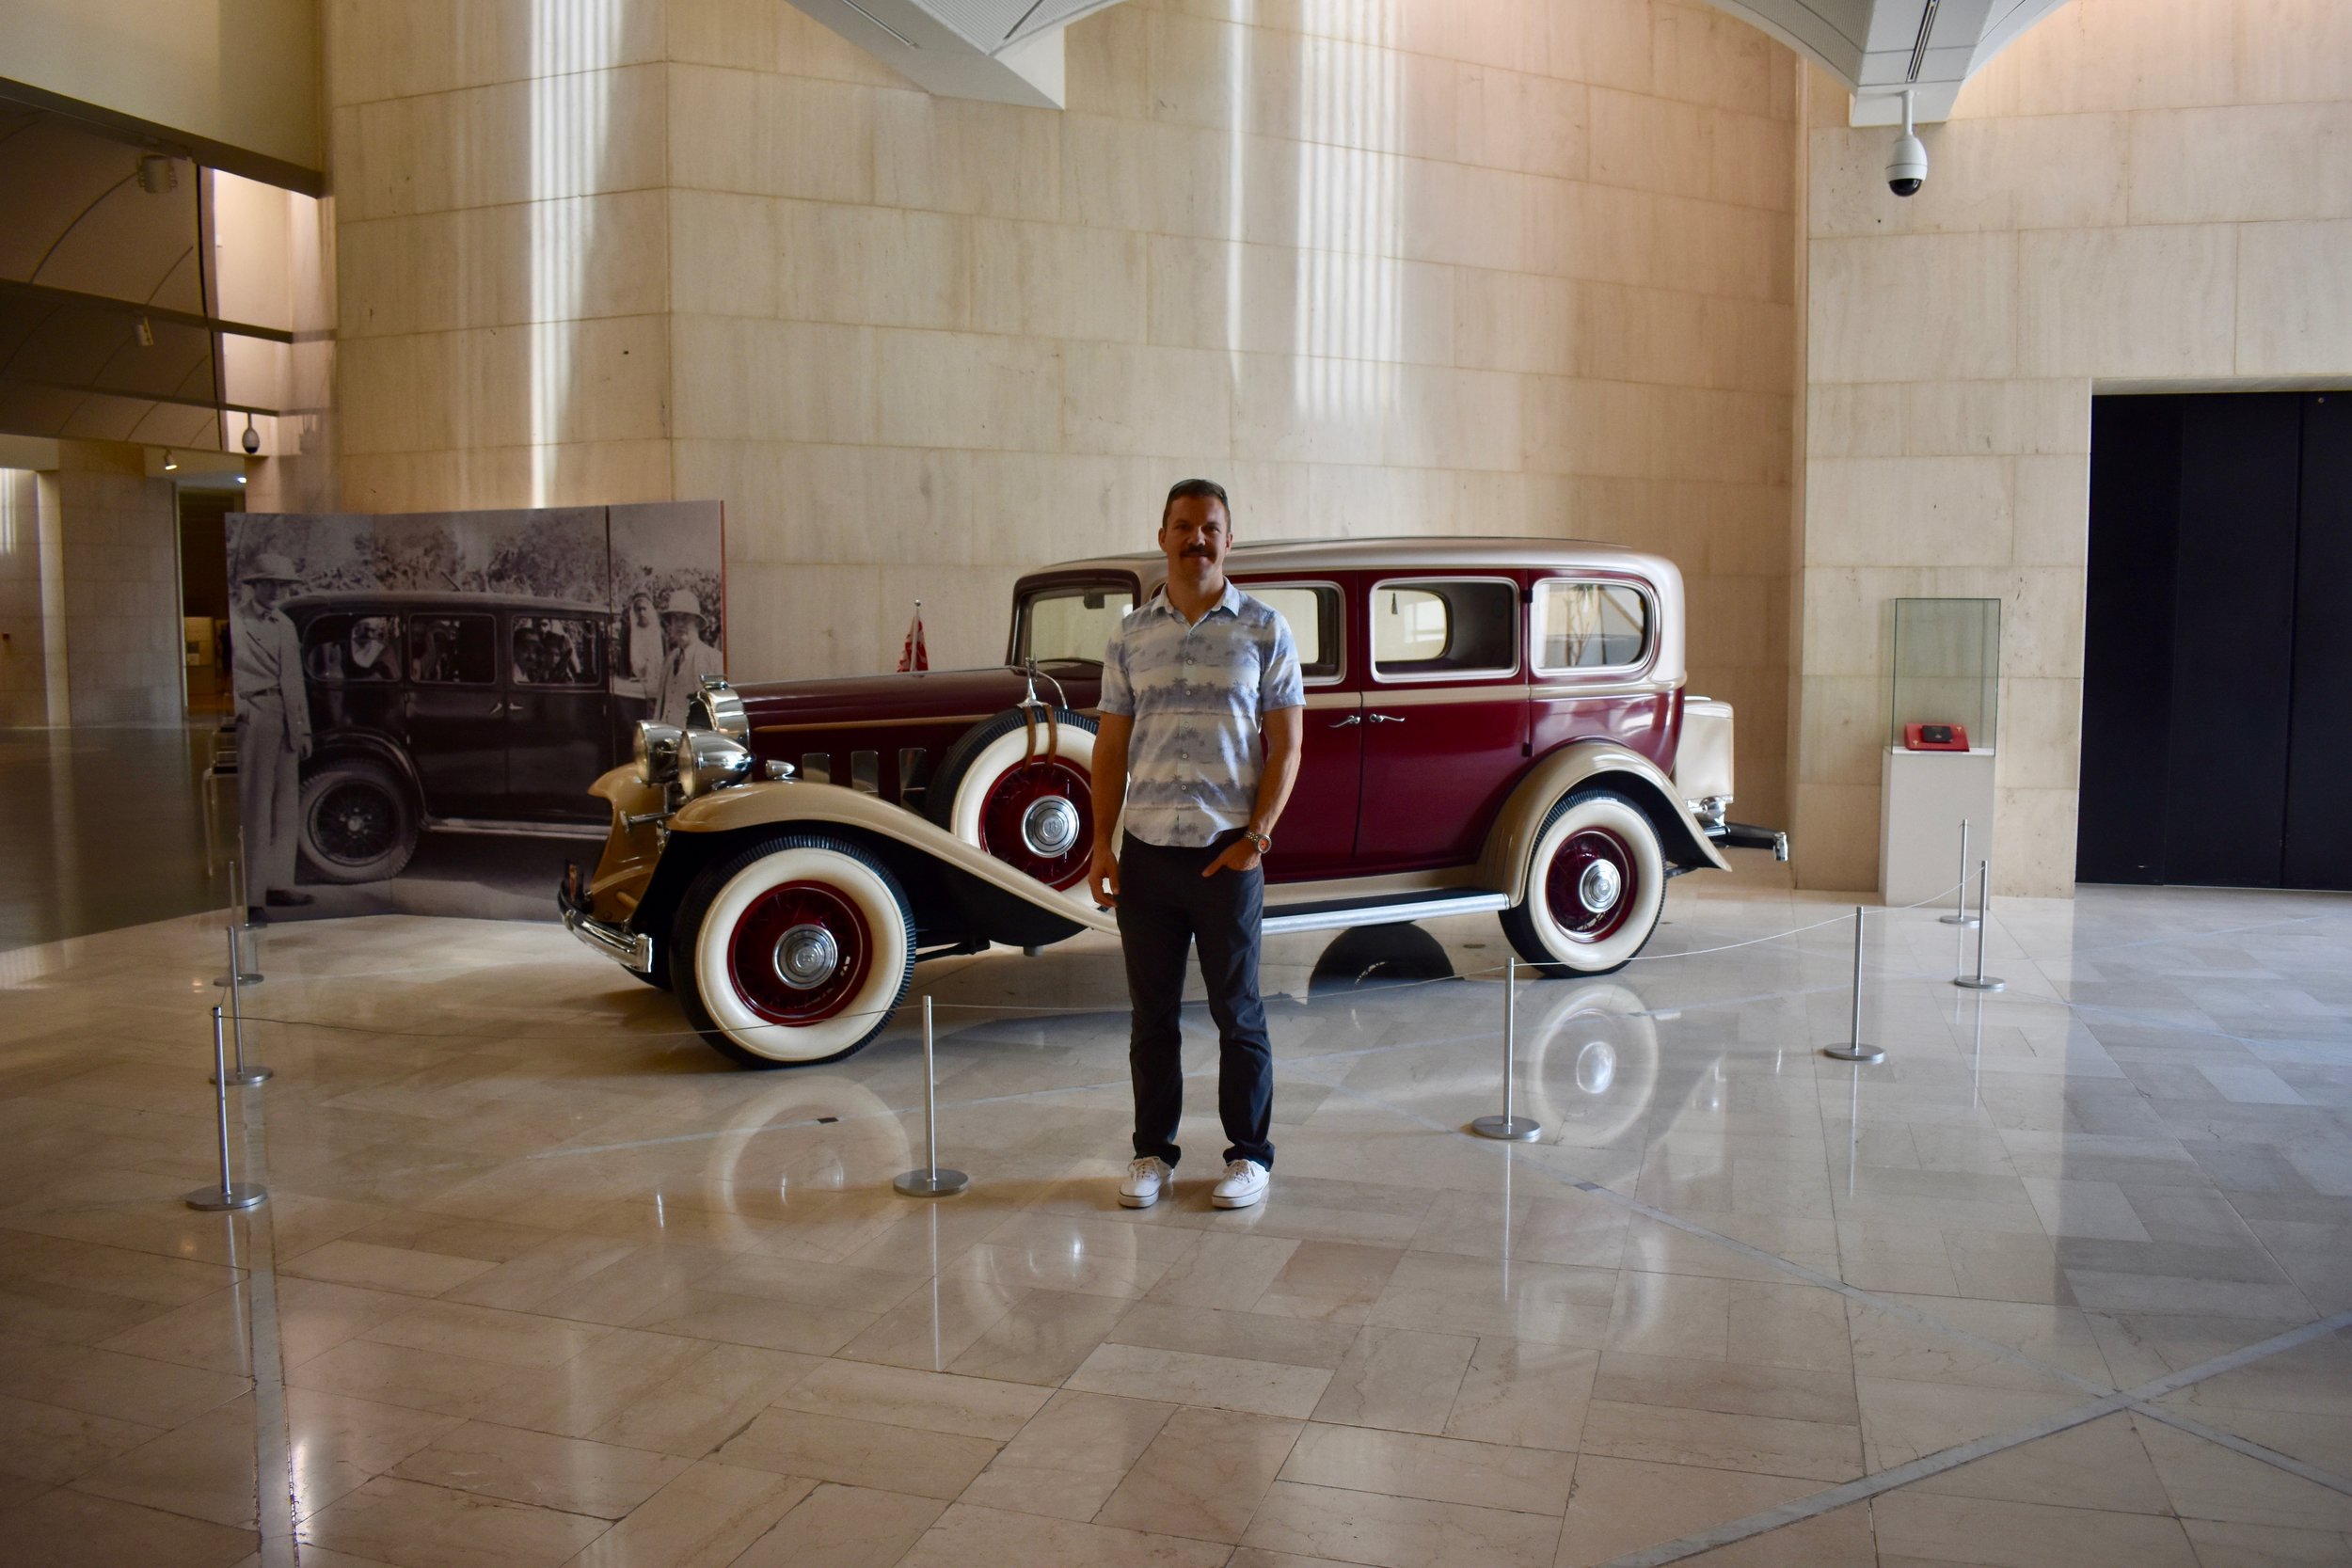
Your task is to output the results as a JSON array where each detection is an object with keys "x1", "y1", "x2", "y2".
[{"x1": 1117, "y1": 830, "x2": 1274, "y2": 1171}]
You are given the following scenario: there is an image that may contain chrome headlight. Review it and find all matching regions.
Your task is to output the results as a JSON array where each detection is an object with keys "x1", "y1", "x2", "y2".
[
  {"x1": 686, "y1": 677, "x2": 748, "y2": 741},
  {"x1": 678, "y1": 729, "x2": 754, "y2": 800},
  {"x1": 635, "y1": 721, "x2": 684, "y2": 786}
]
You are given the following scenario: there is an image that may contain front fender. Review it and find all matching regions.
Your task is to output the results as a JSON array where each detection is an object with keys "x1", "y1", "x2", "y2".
[
  {"x1": 1477, "y1": 741, "x2": 1730, "y2": 902},
  {"x1": 580, "y1": 767, "x2": 1120, "y2": 942}
]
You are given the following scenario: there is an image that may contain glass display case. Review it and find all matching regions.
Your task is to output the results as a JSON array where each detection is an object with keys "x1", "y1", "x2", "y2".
[{"x1": 1889, "y1": 597, "x2": 1999, "y2": 752}]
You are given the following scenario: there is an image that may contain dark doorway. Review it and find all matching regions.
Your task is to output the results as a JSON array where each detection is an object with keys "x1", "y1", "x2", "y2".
[{"x1": 2080, "y1": 392, "x2": 2352, "y2": 890}]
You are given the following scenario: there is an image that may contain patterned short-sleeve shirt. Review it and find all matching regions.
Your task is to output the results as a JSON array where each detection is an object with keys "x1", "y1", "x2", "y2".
[{"x1": 1098, "y1": 581, "x2": 1305, "y2": 848}]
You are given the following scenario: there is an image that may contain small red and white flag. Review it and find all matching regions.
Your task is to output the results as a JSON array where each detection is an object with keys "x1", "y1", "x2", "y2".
[{"x1": 897, "y1": 600, "x2": 929, "y2": 673}]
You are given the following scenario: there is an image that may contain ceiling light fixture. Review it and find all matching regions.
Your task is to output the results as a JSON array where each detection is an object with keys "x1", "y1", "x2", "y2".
[
  {"x1": 134, "y1": 316, "x2": 155, "y2": 348},
  {"x1": 136, "y1": 153, "x2": 178, "y2": 195},
  {"x1": 162, "y1": 450, "x2": 178, "y2": 471}
]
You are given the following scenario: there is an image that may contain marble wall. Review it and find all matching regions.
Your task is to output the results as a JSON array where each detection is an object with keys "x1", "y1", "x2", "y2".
[
  {"x1": 31, "y1": 446, "x2": 184, "y2": 726},
  {"x1": 0, "y1": 470, "x2": 49, "y2": 727},
  {"x1": 1795, "y1": 0, "x2": 2352, "y2": 895},
  {"x1": 326, "y1": 0, "x2": 1804, "y2": 827}
]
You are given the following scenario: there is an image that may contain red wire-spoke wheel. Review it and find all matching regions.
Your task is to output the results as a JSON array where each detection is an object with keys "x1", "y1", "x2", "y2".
[
  {"x1": 673, "y1": 836, "x2": 914, "y2": 1068},
  {"x1": 977, "y1": 758, "x2": 1093, "y2": 888},
  {"x1": 929, "y1": 706, "x2": 1102, "y2": 905},
  {"x1": 1501, "y1": 788, "x2": 1668, "y2": 977},
  {"x1": 724, "y1": 880, "x2": 873, "y2": 1025}
]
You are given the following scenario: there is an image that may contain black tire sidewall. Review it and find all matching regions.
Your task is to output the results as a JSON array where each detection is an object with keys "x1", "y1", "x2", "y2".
[{"x1": 296, "y1": 758, "x2": 418, "y2": 883}]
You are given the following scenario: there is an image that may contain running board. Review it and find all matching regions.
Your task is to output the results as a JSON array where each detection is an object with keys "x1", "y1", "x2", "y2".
[{"x1": 1262, "y1": 890, "x2": 1510, "y2": 936}]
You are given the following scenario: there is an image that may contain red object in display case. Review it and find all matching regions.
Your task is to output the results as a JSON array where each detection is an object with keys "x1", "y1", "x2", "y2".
[{"x1": 1903, "y1": 722, "x2": 1971, "y2": 752}]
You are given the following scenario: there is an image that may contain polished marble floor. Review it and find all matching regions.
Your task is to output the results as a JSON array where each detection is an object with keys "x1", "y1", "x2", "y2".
[{"x1": 3, "y1": 864, "x2": 2350, "y2": 1567}]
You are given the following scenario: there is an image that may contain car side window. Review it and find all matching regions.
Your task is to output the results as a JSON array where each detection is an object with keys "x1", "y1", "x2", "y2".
[
  {"x1": 1018, "y1": 583, "x2": 1136, "y2": 663},
  {"x1": 1533, "y1": 580, "x2": 1651, "y2": 673},
  {"x1": 302, "y1": 613, "x2": 404, "y2": 682},
  {"x1": 1239, "y1": 583, "x2": 1342, "y2": 682},
  {"x1": 1371, "y1": 578, "x2": 1518, "y2": 679},
  {"x1": 512, "y1": 615, "x2": 603, "y2": 687},
  {"x1": 407, "y1": 614, "x2": 497, "y2": 686}
]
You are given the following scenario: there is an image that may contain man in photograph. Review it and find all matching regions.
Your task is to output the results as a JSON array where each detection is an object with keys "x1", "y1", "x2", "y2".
[
  {"x1": 651, "y1": 589, "x2": 724, "y2": 726},
  {"x1": 234, "y1": 554, "x2": 313, "y2": 910},
  {"x1": 1088, "y1": 479, "x2": 1304, "y2": 1212}
]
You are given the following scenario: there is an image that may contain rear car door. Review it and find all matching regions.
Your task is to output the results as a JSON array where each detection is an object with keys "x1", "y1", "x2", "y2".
[
  {"x1": 402, "y1": 610, "x2": 507, "y2": 811},
  {"x1": 505, "y1": 611, "x2": 613, "y2": 817},
  {"x1": 1354, "y1": 575, "x2": 1529, "y2": 870}
]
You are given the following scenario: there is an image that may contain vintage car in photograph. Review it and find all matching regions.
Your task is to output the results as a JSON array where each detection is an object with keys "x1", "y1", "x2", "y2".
[
  {"x1": 286, "y1": 591, "x2": 640, "y2": 883},
  {"x1": 560, "y1": 539, "x2": 1786, "y2": 1067}
]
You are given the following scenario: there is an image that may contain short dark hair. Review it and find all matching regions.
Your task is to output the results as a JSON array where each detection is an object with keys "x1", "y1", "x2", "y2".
[{"x1": 1161, "y1": 477, "x2": 1231, "y2": 525}]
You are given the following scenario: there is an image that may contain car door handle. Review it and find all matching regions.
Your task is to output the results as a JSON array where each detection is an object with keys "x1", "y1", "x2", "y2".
[
  {"x1": 1329, "y1": 713, "x2": 1361, "y2": 728},
  {"x1": 1369, "y1": 712, "x2": 1406, "y2": 723}
]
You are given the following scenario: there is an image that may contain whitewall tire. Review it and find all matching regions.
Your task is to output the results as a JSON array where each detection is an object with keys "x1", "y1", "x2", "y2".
[
  {"x1": 1500, "y1": 789, "x2": 1667, "y2": 976},
  {"x1": 927, "y1": 707, "x2": 1100, "y2": 905},
  {"x1": 671, "y1": 835, "x2": 914, "y2": 1067}
]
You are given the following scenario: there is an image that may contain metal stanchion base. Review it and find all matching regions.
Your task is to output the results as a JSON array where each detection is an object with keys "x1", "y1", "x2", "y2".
[
  {"x1": 210, "y1": 1066, "x2": 273, "y2": 1086},
  {"x1": 895, "y1": 1168, "x2": 970, "y2": 1197},
  {"x1": 1954, "y1": 975, "x2": 2007, "y2": 991},
  {"x1": 184, "y1": 1182, "x2": 267, "y2": 1212},
  {"x1": 1470, "y1": 1115, "x2": 1542, "y2": 1141},
  {"x1": 213, "y1": 972, "x2": 263, "y2": 988},
  {"x1": 1937, "y1": 912, "x2": 1979, "y2": 927},
  {"x1": 1821, "y1": 1044, "x2": 1887, "y2": 1063}
]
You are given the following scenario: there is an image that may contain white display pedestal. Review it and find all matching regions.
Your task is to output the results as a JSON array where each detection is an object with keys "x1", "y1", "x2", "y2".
[{"x1": 1881, "y1": 748, "x2": 1996, "y2": 906}]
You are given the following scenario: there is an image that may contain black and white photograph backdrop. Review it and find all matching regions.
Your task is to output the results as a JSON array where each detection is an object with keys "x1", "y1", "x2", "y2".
[{"x1": 225, "y1": 501, "x2": 725, "y2": 922}]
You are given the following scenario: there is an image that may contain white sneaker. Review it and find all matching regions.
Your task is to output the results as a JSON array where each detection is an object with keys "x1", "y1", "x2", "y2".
[
  {"x1": 1211, "y1": 1158, "x2": 1269, "y2": 1210},
  {"x1": 1120, "y1": 1156, "x2": 1172, "y2": 1209}
]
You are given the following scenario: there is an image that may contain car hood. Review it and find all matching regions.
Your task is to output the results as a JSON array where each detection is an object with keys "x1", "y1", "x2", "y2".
[{"x1": 735, "y1": 661, "x2": 1103, "y2": 728}]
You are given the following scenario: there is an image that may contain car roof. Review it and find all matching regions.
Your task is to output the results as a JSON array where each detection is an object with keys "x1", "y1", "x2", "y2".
[
  {"x1": 1024, "y1": 535, "x2": 1677, "y2": 580},
  {"x1": 282, "y1": 591, "x2": 610, "y2": 615}
]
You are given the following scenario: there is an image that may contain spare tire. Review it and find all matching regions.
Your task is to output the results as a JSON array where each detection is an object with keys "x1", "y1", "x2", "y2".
[{"x1": 925, "y1": 705, "x2": 1101, "y2": 900}]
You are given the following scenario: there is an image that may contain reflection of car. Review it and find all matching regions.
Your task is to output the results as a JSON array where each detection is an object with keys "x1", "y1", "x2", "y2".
[
  {"x1": 285, "y1": 592, "x2": 640, "y2": 883},
  {"x1": 562, "y1": 538, "x2": 1788, "y2": 1068}
]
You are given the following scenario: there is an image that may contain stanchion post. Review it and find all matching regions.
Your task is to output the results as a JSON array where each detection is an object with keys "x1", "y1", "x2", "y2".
[
  {"x1": 186, "y1": 1006, "x2": 266, "y2": 1212},
  {"x1": 1822, "y1": 905, "x2": 1887, "y2": 1064},
  {"x1": 1471, "y1": 957, "x2": 1542, "y2": 1140},
  {"x1": 213, "y1": 929, "x2": 271, "y2": 1086},
  {"x1": 1954, "y1": 859, "x2": 2006, "y2": 991},
  {"x1": 1939, "y1": 819, "x2": 1979, "y2": 927},
  {"x1": 215, "y1": 863, "x2": 262, "y2": 988},
  {"x1": 895, "y1": 997, "x2": 969, "y2": 1196}
]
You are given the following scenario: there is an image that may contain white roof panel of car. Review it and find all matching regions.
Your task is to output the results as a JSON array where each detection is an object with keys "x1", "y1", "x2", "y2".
[{"x1": 1024, "y1": 536, "x2": 1688, "y2": 687}]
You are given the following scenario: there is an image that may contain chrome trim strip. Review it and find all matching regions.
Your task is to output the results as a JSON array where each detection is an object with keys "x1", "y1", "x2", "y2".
[
  {"x1": 431, "y1": 818, "x2": 606, "y2": 841},
  {"x1": 1303, "y1": 690, "x2": 1361, "y2": 711},
  {"x1": 1366, "y1": 683, "x2": 1528, "y2": 707},
  {"x1": 1268, "y1": 865, "x2": 1481, "y2": 904},
  {"x1": 563, "y1": 906, "x2": 655, "y2": 974},
  {"x1": 1263, "y1": 891, "x2": 1511, "y2": 935},
  {"x1": 1528, "y1": 680, "x2": 1673, "y2": 701}
]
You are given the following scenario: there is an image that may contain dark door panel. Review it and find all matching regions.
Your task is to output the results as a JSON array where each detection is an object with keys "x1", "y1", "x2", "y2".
[
  {"x1": 2286, "y1": 393, "x2": 2352, "y2": 889},
  {"x1": 2160, "y1": 395, "x2": 2300, "y2": 887},
  {"x1": 2078, "y1": 397, "x2": 2182, "y2": 885}
]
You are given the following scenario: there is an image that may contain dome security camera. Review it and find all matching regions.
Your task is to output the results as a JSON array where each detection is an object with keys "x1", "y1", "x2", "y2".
[
  {"x1": 241, "y1": 417, "x2": 262, "y2": 455},
  {"x1": 1886, "y1": 89, "x2": 1927, "y2": 198}
]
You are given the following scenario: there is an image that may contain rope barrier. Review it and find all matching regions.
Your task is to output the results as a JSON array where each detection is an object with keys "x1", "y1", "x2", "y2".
[{"x1": 219, "y1": 879, "x2": 1978, "y2": 1044}]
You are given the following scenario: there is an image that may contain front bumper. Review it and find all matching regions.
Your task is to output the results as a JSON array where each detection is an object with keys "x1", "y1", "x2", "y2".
[{"x1": 558, "y1": 869, "x2": 657, "y2": 974}]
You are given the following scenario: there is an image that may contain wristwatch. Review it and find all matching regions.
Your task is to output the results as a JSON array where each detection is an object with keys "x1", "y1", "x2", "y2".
[{"x1": 1243, "y1": 828, "x2": 1273, "y2": 854}]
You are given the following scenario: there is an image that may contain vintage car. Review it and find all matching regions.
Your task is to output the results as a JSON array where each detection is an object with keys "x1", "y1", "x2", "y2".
[
  {"x1": 560, "y1": 538, "x2": 1786, "y2": 1068},
  {"x1": 285, "y1": 591, "x2": 640, "y2": 883}
]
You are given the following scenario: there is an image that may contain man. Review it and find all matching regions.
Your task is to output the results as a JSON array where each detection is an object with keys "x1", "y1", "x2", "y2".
[
  {"x1": 650, "y1": 589, "x2": 724, "y2": 726},
  {"x1": 233, "y1": 553, "x2": 313, "y2": 911},
  {"x1": 345, "y1": 616, "x2": 398, "y2": 679},
  {"x1": 1089, "y1": 479, "x2": 1304, "y2": 1212},
  {"x1": 624, "y1": 591, "x2": 659, "y2": 689}
]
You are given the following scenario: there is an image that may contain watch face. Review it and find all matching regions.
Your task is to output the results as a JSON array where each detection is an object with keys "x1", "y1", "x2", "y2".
[{"x1": 1921, "y1": 724, "x2": 1953, "y2": 744}]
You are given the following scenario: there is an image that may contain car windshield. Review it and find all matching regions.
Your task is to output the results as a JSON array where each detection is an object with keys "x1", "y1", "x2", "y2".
[{"x1": 1016, "y1": 582, "x2": 1134, "y2": 664}]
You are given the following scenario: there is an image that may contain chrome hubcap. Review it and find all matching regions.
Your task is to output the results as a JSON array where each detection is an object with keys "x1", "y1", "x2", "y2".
[
  {"x1": 1578, "y1": 859, "x2": 1622, "y2": 914},
  {"x1": 1021, "y1": 796, "x2": 1081, "y2": 857},
  {"x1": 773, "y1": 924, "x2": 840, "y2": 990}
]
